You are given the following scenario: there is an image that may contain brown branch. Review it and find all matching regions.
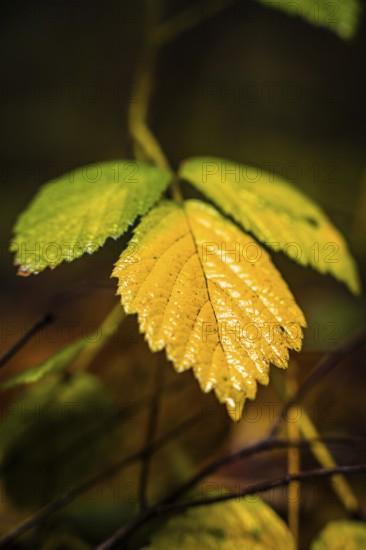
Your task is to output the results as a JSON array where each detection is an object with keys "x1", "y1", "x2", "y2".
[
  {"x1": 153, "y1": 328, "x2": 366, "y2": 507},
  {"x1": 167, "y1": 463, "x2": 366, "y2": 510},
  {"x1": 94, "y1": 327, "x2": 366, "y2": 548},
  {"x1": 96, "y1": 462, "x2": 366, "y2": 549},
  {"x1": 0, "y1": 412, "x2": 203, "y2": 548},
  {"x1": 269, "y1": 326, "x2": 366, "y2": 438},
  {"x1": 5, "y1": 322, "x2": 363, "y2": 548},
  {"x1": 159, "y1": 435, "x2": 364, "y2": 506},
  {"x1": 2, "y1": 322, "x2": 364, "y2": 547},
  {"x1": 295, "y1": 327, "x2": 366, "y2": 403},
  {"x1": 0, "y1": 426, "x2": 362, "y2": 547}
]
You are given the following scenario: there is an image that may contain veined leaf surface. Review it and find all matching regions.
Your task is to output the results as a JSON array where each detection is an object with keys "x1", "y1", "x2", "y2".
[
  {"x1": 180, "y1": 157, "x2": 360, "y2": 294},
  {"x1": 113, "y1": 199, "x2": 305, "y2": 420},
  {"x1": 11, "y1": 160, "x2": 172, "y2": 274},
  {"x1": 142, "y1": 498, "x2": 295, "y2": 549}
]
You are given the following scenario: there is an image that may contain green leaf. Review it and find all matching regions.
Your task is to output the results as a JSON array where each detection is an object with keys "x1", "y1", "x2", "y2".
[
  {"x1": 10, "y1": 160, "x2": 172, "y2": 274},
  {"x1": 254, "y1": 0, "x2": 361, "y2": 39},
  {"x1": 141, "y1": 498, "x2": 295, "y2": 549},
  {"x1": 179, "y1": 157, "x2": 360, "y2": 294},
  {"x1": 311, "y1": 520, "x2": 366, "y2": 549},
  {"x1": 0, "y1": 336, "x2": 88, "y2": 390}
]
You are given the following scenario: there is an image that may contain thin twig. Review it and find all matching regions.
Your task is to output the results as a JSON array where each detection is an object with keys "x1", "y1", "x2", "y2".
[
  {"x1": 270, "y1": 329, "x2": 366, "y2": 516},
  {"x1": 294, "y1": 327, "x2": 366, "y2": 404},
  {"x1": 139, "y1": 359, "x2": 164, "y2": 510},
  {"x1": 161, "y1": 463, "x2": 366, "y2": 511},
  {"x1": 269, "y1": 327, "x2": 366, "y2": 437},
  {"x1": 160, "y1": 329, "x2": 366, "y2": 506},
  {"x1": 96, "y1": 462, "x2": 366, "y2": 549},
  {"x1": 0, "y1": 428, "x2": 359, "y2": 549},
  {"x1": 0, "y1": 313, "x2": 54, "y2": 369},
  {"x1": 294, "y1": 410, "x2": 361, "y2": 516},
  {"x1": 161, "y1": 434, "x2": 363, "y2": 506},
  {"x1": 94, "y1": 327, "x2": 366, "y2": 548},
  {"x1": 3, "y1": 323, "x2": 362, "y2": 547},
  {"x1": 0, "y1": 412, "x2": 203, "y2": 548}
]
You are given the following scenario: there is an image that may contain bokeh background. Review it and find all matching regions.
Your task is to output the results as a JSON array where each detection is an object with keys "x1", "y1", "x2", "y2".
[{"x1": 1, "y1": 1, "x2": 366, "y2": 548}]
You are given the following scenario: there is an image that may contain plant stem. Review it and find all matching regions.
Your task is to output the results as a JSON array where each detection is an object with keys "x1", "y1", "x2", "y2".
[
  {"x1": 128, "y1": 1, "x2": 170, "y2": 172},
  {"x1": 169, "y1": 175, "x2": 184, "y2": 202},
  {"x1": 130, "y1": 0, "x2": 241, "y2": 169},
  {"x1": 286, "y1": 365, "x2": 300, "y2": 548},
  {"x1": 139, "y1": 357, "x2": 164, "y2": 510},
  {"x1": 272, "y1": 368, "x2": 361, "y2": 516},
  {"x1": 298, "y1": 412, "x2": 360, "y2": 514},
  {"x1": 153, "y1": 0, "x2": 238, "y2": 45},
  {"x1": 71, "y1": 303, "x2": 125, "y2": 372}
]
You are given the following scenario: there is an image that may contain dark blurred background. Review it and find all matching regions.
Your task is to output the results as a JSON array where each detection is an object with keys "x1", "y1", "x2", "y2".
[{"x1": 1, "y1": 1, "x2": 366, "y2": 548}]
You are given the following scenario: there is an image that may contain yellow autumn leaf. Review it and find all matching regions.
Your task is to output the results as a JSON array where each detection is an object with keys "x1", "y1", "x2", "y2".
[
  {"x1": 113, "y1": 200, "x2": 305, "y2": 420},
  {"x1": 142, "y1": 498, "x2": 296, "y2": 550},
  {"x1": 179, "y1": 157, "x2": 360, "y2": 295}
]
